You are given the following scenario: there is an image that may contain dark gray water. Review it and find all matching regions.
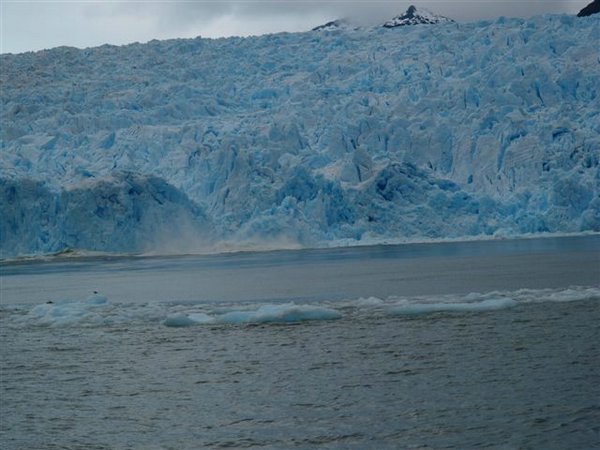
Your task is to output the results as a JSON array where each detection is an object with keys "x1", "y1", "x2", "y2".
[{"x1": 1, "y1": 236, "x2": 599, "y2": 449}]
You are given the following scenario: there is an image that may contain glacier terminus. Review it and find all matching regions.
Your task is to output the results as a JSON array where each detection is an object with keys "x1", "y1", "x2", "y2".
[{"x1": 1, "y1": 12, "x2": 599, "y2": 257}]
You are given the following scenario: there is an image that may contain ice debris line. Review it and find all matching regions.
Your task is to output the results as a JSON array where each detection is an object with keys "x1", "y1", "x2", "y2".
[
  {"x1": 1, "y1": 12, "x2": 599, "y2": 257},
  {"x1": 5, "y1": 287, "x2": 600, "y2": 329}
]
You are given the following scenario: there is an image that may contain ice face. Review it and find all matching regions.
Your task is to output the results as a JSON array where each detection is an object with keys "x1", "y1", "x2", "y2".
[{"x1": 1, "y1": 14, "x2": 599, "y2": 257}]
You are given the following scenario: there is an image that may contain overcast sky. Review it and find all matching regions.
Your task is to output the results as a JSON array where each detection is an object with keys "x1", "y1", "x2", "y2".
[{"x1": 0, "y1": 1, "x2": 588, "y2": 54}]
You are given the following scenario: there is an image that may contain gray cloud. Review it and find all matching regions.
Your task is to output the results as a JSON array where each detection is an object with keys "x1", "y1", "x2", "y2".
[
  {"x1": 1, "y1": 1, "x2": 587, "y2": 54},
  {"x1": 143, "y1": 0, "x2": 584, "y2": 28}
]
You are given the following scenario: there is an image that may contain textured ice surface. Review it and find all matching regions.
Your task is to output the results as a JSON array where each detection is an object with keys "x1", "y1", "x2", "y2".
[{"x1": 1, "y1": 14, "x2": 599, "y2": 257}]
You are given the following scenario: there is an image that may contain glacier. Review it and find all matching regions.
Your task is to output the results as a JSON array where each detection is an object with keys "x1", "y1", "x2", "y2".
[{"x1": 1, "y1": 14, "x2": 599, "y2": 257}]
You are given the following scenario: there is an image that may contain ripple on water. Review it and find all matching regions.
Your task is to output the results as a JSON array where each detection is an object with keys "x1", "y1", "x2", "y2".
[{"x1": 1, "y1": 297, "x2": 599, "y2": 449}]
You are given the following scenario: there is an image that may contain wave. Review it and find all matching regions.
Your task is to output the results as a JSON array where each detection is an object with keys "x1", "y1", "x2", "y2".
[
  {"x1": 3, "y1": 286, "x2": 598, "y2": 329},
  {"x1": 384, "y1": 287, "x2": 600, "y2": 316},
  {"x1": 325, "y1": 231, "x2": 600, "y2": 251}
]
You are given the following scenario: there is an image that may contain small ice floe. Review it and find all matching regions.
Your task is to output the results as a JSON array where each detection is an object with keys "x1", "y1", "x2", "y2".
[
  {"x1": 163, "y1": 303, "x2": 342, "y2": 327},
  {"x1": 163, "y1": 312, "x2": 216, "y2": 327},
  {"x1": 515, "y1": 286, "x2": 600, "y2": 304},
  {"x1": 388, "y1": 298, "x2": 518, "y2": 316},
  {"x1": 25, "y1": 293, "x2": 110, "y2": 327}
]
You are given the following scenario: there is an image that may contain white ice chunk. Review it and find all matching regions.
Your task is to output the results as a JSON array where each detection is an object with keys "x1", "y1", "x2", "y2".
[
  {"x1": 162, "y1": 303, "x2": 342, "y2": 327},
  {"x1": 388, "y1": 298, "x2": 518, "y2": 315}
]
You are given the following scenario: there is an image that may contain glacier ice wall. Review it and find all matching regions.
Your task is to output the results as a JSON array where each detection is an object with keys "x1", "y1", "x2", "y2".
[
  {"x1": 0, "y1": 174, "x2": 212, "y2": 256},
  {"x1": 1, "y1": 14, "x2": 599, "y2": 257}
]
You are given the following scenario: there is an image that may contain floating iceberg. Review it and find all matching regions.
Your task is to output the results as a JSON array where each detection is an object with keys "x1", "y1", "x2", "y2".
[
  {"x1": 21, "y1": 294, "x2": 111, "y2": 327},
  {"x1": 388, "y1": 298, "x2": 518, "y2": 315},
  {"x1": 163, "y1": 303, "x2": 342, "y2": 327}
]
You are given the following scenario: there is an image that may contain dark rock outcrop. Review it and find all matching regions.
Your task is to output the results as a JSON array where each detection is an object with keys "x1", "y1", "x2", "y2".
[{"x1": 577, "y1": 0, "x2": 600, "y2": 17}]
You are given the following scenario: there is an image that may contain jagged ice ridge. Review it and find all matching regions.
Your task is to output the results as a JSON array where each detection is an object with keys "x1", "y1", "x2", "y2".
[{"x1": 1, "y1": 14, "x2": 599, "y2": 257}]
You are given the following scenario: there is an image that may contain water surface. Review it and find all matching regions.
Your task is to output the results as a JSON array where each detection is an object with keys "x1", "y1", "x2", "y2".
[{"x1": 1, "y1": 236, "x2": 599, "y2": 449}]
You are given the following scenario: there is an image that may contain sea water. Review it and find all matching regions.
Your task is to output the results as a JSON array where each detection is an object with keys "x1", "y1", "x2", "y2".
[{"x1": 1, "y1": 236, "x2": 599, "y2": 449}]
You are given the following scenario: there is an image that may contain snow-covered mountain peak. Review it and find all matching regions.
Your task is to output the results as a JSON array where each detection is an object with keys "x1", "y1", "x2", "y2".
[{"x1": 383, "y1": 5, "x2": 454, "y2": 28}]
